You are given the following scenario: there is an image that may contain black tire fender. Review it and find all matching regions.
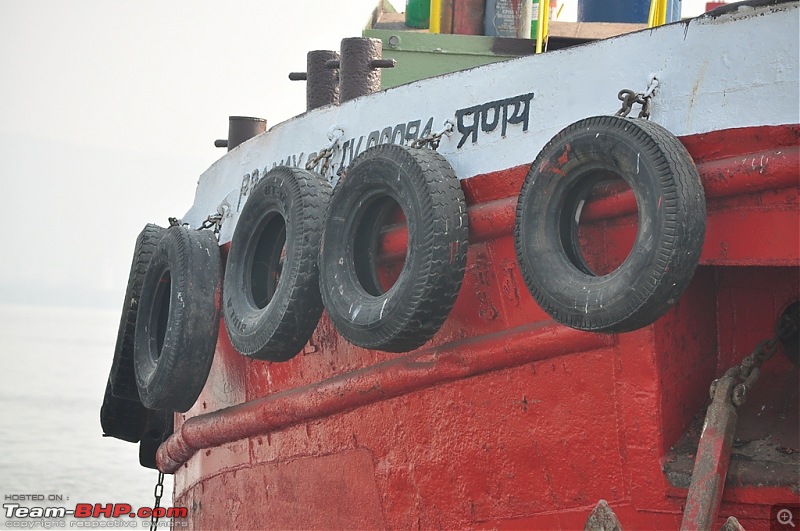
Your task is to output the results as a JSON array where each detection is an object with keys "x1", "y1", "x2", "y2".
[
  {"x1": 138, "y1": 410, "x2": 174, "y2": 469},
  {"x1": 101, "y1": 224, "x2": 163, "y2": 442},
  {"x1": 319, "y1": 144, "x2": 469, "y2": 352},
  {"x1": 134, "y1": 226, "x2": 222, "y2": 412},
  {"x1": 107, "y1": 224, "x2": 164, "y2": 401},
  {"x1": 514, "y1": 116, "x2": 706, "y2": 332},
  {"x1": 223, "y1": 167, "x2": 332, "y2": 361},
  {"x1": 100, "y1": 381, "x2": 146, "y2": 443}
]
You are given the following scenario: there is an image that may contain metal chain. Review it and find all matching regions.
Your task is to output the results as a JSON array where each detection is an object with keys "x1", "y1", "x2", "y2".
[
  {"x1": 168, "y1": 214, "x2": 222, "y2": 234},
  {"x1": 710, "y1": 314, "x2": 796, "y2": 407},
  {"x1": 200, "y1": 213, "x2": 223, "y2": 235},
  {"x1": 411, "y1": 121, "x2": 454, "y2": 150},
  {"x1": 306, "y1": 121, "x2": 454, "y2": 179},
  {"x1": 615, "y1": 78, "x2": 659, "y2": 119},
  {"x1": 305, "y1": 143, "x2": 337, "y2": 174},
  {"x1": 150, "y1": 471, "x2": 165, "y2": 531}
]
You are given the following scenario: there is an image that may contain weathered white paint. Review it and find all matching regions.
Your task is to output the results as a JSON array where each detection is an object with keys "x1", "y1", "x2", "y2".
[{"x1": 184, "y1": 2, "x2": 799, "y2": 244}]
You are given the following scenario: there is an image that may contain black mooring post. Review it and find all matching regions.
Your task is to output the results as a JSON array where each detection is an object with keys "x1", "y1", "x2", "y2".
[
  {"x1": 289, "y1": 50, "x2": 341, "y2": 111},
  {"x1": 338, "y1": 37, "x2": 395, "y2": 103},
  {"x1": 308, "y1": 50, "x2": 340, "y2": 110},
  {"x1": 215, "y1": 116, "x2": 267, "y2": 151}
]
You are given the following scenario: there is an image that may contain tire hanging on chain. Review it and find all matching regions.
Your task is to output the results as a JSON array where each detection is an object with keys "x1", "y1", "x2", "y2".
[
  {"x1": 319, "y1": 144, "x2": 469, "y2": 352},
  {"x1": 134, "y1": 225, "x2": 222, "y2": 412},
  {"x1": 514, "y1": 115, "x2": 706, "y2": 332},
  {"x1": 101, "y1": 224, "x2": 164, "y2": 442},
  {"x1": 107, "y1": 224, "x2": 164, "y2": 401},
  {"x1": 223, "y1": 167, "x2": 332, "y2": 361}
]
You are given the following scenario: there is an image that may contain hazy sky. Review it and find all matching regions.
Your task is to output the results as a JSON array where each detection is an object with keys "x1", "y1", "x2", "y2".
[
  {"x1": 0, "y1": 0, "x2": 713, "y2": 309},
  {"x1": 0, "y1": 0, "x2": 382, "y2": 308}
]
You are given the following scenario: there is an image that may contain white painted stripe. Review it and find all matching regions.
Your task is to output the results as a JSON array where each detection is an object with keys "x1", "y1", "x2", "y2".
[{"x1": 184, "y1": 2, "x2": 799, "y2": 245}]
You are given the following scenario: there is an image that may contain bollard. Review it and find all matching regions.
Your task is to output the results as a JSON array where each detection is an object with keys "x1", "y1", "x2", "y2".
[
  {"x1": 289, "y1": 50, "x2": 340, "y2": 111},
  {"x1": 215, "y1": 116, "x2": 267, "y2": 151},
  {"x1": 338, "y1": 37, "x2": 395, "y2": 103}
]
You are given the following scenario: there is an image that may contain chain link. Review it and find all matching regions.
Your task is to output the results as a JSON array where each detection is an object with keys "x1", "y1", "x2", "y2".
[
  {"x1": 150, "y1": 471, "x2": 165, "y2": 531},
  {"x1": 710, "y1": 314, "x2": 796, "y2": 407},
  {"x1": 306, "y1": 121, "x2": 453, "y2": 179},
  {"x1": 200, "y1": 213, "x2": 223, "y2": 235},
  {"x1": 168, "y1": 213, "x2": 223, "y2": 235},
  {"x1": 615, "y1": 78, "x2": 659, "y2": 119},
  {"x1": 305, "y1": 143, "x2": 338, "y2": 175},
  {"x1": 411, "y1": 121, "x2": 454, "y2": 150}
]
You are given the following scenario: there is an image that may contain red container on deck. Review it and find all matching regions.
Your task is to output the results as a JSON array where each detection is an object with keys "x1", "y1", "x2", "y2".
[
  {"x1": 439, "y1": 0, "x2": 485, "y2": 35},
  {"x1": 706, "y1": 2, "x2": 727, "y2": 10}
]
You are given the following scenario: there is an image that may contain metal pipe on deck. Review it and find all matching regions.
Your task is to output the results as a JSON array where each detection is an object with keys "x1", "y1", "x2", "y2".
[{"x1": 156, "y1": 323, "x2": 613, "y2": 473}]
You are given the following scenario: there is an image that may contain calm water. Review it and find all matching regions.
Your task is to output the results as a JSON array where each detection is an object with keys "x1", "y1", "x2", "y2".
[{"x1": 0, "y1": 303, "x2": 174, "y2": 523}]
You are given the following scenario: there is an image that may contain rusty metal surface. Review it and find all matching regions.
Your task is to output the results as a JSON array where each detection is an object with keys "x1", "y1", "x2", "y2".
[
  {"x1": 677, "y1": 309, "x2": 799, "y2": 529},
  {"x1": 225, "y1": 116, "x2": 266, "y2": 151},
  {"x1": 370, "y1": 58, "x2": 396, "y2": 69},
  {"x1": 454, "y1": 0, "x2": 486, "y2": 35},
  {"x1": 306, "y1": 50, "x2": 340, "y2": 111},
  {"x1": 680, "y1": 375, "x2": 740, "y2": 531},
  {"x1": 339, "y1": 37, "x2": 383, "y2": 102},
  {"x1": 663, "y1": 356, "x2": 800, "y2": 489}
]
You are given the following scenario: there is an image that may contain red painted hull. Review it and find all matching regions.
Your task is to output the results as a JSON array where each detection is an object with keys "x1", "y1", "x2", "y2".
[{"x1": 162, "y1": 124, "x2": 799, "y2": 529}]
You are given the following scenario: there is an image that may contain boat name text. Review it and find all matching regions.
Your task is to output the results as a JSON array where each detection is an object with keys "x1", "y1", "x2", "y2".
[
  {"x1": 235, "y1": 91, "x2": 534, "y2": 211},
  {"x1": 454, "y1": 92, "x2": 535, "y2": 148},
  {"x1": 237, "y1": 115, "x2": 437, "y2": 210}
]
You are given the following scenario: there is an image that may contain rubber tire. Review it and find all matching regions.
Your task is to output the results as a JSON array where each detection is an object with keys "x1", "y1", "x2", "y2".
[
  {"x1": 320, "y1": 144, "x2": 469, "y2": 352},
  {"x1": 514, "y1": 116, "x2": 706, "y2": 332},
  {"x1": 224, "y1": 167, "x2": 331, "y2": 361},
  {"x1": 100, "y1": 380, "x2": 146, "y2": 443},
  {"x1": 134, "y1": 226, "x2": 222, "y2": 412},
  {"x1": 101, "y1": 224, "x2": 163, "y2": 441},
  {"x1": 107, "y1": 224, "x2": 164, "y2": 401},
  {"x1": 138, "y1": 410, "x2": 174, "y2": 469}
]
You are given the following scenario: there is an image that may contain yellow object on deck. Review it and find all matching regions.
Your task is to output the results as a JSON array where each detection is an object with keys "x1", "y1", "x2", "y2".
[
  {"x1": 430, "y1": 0, "x2": 442, "y2": 33},
  {"x1": 535, "y1": 0, "x2": 552, "y2": 54},
  {"x1": 648, "y1": 0, "x2": 668, "y2": 27}
]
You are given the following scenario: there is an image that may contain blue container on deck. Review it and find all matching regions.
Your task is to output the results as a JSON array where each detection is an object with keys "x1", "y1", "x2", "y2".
[{"x1": 577, "y1": 0, "x2": 651, "y2": 23}]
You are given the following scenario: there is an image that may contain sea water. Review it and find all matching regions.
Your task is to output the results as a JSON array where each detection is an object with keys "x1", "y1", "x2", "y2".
[{"x1": 0, "y1": 303, "x2": 175, "y2": 525}]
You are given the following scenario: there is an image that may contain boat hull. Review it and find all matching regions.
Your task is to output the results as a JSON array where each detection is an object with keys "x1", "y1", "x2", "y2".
[
  {"x1": 161, "y1": 2, "x2": 800, "y2": 528},
  {"x1": 162, "y1": 121, "x2": 799, "y2": 529}
]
